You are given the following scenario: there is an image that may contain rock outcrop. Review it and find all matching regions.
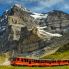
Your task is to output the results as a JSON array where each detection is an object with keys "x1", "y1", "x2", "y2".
[
  {"x1": 46, "y1": 10, "x2": 69, "y2": 34},
  {"x1": 0, "y1": 12, "x2": 9, "y2": 53}
]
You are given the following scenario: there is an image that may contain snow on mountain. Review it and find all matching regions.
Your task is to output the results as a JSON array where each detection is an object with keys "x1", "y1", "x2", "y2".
[
  {"x1": 37, "y1": 26, "x2": 62, "y2": 38},
  {"x1": 15, "y1": 4, "x2": 22, "y2": 8},
  {"x1": 39, "y1": 30, "x2": 62, "y2": 37},
  {"x1": 30, "y1": 12, "x2": 48, "y2": 19},
  {"x1": 0, "y1": 26, "x2": 6, "y2": 32},
  {"x1": 14, "y1": 4, "x2": 32, "y2": 13},
  {"x1": 13, "y1": 4, "x2": 48, "y2": 19}
]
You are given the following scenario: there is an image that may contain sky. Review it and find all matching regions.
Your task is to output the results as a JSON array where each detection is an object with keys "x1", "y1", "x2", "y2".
[{"x1": 0, "y1": 0, "x2": 69, "y2": 15}]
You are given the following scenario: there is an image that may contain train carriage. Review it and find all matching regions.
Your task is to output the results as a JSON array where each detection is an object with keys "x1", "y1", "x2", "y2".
[{"x1": 10, "y1": 57, "x2": 69, "y2": 67}]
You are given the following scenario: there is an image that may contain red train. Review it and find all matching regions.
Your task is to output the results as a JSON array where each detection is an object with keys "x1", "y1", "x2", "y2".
[{"x1": 10, "y1": 57, "x2": 69, "y2": 67}]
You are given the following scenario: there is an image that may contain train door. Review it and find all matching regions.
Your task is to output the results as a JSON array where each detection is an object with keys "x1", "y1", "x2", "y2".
[{"x1": 29, "y1": 60, "x2": 31, "y2": 64}]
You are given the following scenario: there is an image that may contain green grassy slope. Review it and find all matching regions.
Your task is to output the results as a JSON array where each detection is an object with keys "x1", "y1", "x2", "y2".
[
  {"x1": 43, "y1": 43, "x2": 69, "y2": 60},
  {"x1": 43, "y1": 50, "x2": 69, "y2": 60},
  {"x1": 0, "y1": 66, "x2": 69, "y2": 69},
  {"x1": 0, "y1": 54, "x2": 6, "y2": 64},
  {"x1": 0, "y1": 52, "x2": 11, "y2": 64}
]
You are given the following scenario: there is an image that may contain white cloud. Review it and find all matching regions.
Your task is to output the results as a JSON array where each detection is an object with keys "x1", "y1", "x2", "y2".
[
  {"x1": 59, "y1": 3, "x2": 69, "y2": 11},
  {"x1": 31, "y1": 0, "x2": 64, "y2": 12},
  {"x1": 39, "y1": 0, "x2": 63, "y2": 7},
  {"x1": 63, "y1": 4, "x2": 69, "y2": 9},
  {"x1": 0, "y1": 0, "x2": 68, "y2": 13},
  {"x1": 0, "y1": 0, "x2": 14, "y2": 4}
]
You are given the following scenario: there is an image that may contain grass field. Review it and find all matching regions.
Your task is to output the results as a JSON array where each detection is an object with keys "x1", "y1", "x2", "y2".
[
  {"x1": 0, "y1": 66, "x2": 69, "y2": 69},
  {"x1": 43, "y1": 43, "x2": 69, "y2": 60},
  {"x1": 0, "y1": 54, "x2": 6, "y2": 64},
  {"x1": 43, "y1": 50, "x2": 69, "y2": 60}
]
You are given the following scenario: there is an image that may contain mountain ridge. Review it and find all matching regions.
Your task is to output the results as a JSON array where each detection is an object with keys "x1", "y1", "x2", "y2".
[{"x1": 0, "y1": 4, "x2": 69, "y2": 58}]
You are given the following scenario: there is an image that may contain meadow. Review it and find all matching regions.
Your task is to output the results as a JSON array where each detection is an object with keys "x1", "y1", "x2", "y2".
[{"x1": 0, "y1": 66, "x2": 69, "y2": 69}]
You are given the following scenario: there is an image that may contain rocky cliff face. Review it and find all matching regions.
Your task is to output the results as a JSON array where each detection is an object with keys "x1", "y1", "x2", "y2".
[
  {"x1": 46, "y1": 10, "x2": 69, "y2": 34},
  {"x1": 0, "y1": 12, "x2": 9, "y2": 53},
  {"x1": 8, "y1": 4, "x2": 37, "y2": 40},
  {"x1": 17, "y1": 27, "x2": 46, "y2": 53},
  {"x1": 6, "y1": 4, "x2": 47, "y2": 54},
  {"x1": 0, "y1": 4, "x2": 69, "y2": 57}
]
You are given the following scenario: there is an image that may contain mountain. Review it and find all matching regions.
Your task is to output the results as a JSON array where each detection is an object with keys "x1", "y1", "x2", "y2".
[
  {"x1": 46, "y1": 10, "x2": 69, "y2": 34},
  {"x1": 0, "y1": 4, "x2": 69, "y2": 58}
]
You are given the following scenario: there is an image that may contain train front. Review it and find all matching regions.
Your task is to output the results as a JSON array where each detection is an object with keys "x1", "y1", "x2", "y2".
[{"x1": 10, "y1": 57, "x2": 16, "y2": 66}]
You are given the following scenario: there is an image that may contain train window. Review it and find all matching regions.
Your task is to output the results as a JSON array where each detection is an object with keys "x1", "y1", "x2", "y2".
[
  {"x1": 34, "y1": 60, "x2": 39, "y2": 63},
  {"x1": 21, "y1": 59, "x2": 23, "y2": 62},
  {"x1": 38, "y1": 60, "x2": 40, "y2": 63},
  {"x1": 24, "y1": 59, "x2": 26, "y2": 62},
  {"x1": 39, "y1": 60, "x2": 40, "y2": 63},
  {"x1": 24, "y1": 59, "x2": 28, "y2": 62},
  {"x1": 58, "y1": 60, "x2": 61, "y2": 63},
  {"x1": 65, "y1": 60, "x2": 67, "y2": 62},
  {"x1": 26, "y1": 59, "x2": 28, "y2": 62},
  {"x1": 17, "y1": 58, "x2": 20, "y2": 61},
  {"x1": 42, "y1": 60, "x2": 45, "y2": 63},
  {"x1": 43, "y1": 60, "x2": 45, "y2": 63},
  {"x1": 42, "y1": 60, "x2": 44, "y2": 63},
  {"x1": 34, "y1": 60, "x2": 36, "y2": 62},
  {"x1": 40, "y1": 60, "x2": 42, "y2": 63},
  {"x1": 29, "y1": 60, "x2": 31, "y2": 64},
  {"x1": 44, "y1": 60, "x2": 46, "y2": 63},
  {"x1": 36, "y1": 60, "x2": 39, "y2": 63},
  {"x1": 31, "y1": 59, "x2": 33, "y2": 62},
  {"x1": 36, "y1": 60, "x2": 38, "y2": 63},
  {"x1": 52, "y1": 61, "x2": 56, "y2": 63},
  {"x1": 49, "y1": 62, "x2": 51, "y2": 64},
  {"x1": 34, "y1": 60, "x2": 37, "y2": 63},
  {"x1": 45, "y1": 60, "x2": 49, "y2": 63},
  {"x1": 37, "y1": 60, "x2": 40, "y2": 63},
  {"x1": 45, "y1": 60, "x2": 47, "y2": 63},
  {"x1": 63, "y1": 60, "x2": 67, "y2": 62}
]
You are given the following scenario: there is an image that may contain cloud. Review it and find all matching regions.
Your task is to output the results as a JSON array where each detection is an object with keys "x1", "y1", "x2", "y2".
[
  {"x1": 62, "y1": 4, "x2": 69, "y2": 10},
  {"x1": 0, "y1": 0, "x2": 69, "y2": 14},
  {"x1": 39, "y1": 0, "x2": 63, "y2": 7},
  {"x1": 0, "y1": 0, "x2": 13, "y2": 4},
  {"x1": 30, "y1": 0, "x2": 64, "y2": 12}
]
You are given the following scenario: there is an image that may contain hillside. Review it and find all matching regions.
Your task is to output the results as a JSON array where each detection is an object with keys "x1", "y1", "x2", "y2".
[
  {"x1": 0, "y1": 66, "x2": 69, "y2": 69},
  {"x1": 43, "y1": 43, "x2": 69, "y2": 60}
]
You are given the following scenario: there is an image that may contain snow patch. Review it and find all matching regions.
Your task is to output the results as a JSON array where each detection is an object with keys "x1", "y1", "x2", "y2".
[
  {"x1": 37, "y1": 26, "x2": 62, "y2": 38},
  {"x1": 1, "y1": 18, "x2": 4, "y2": 22},
  {"x1": 30, "y1": 12, "x2": 48, "y2": 19},
  {"x1": 14, "y1": 4, "x2": 31, "y2": 13},
  {"x1": 0, "y1": 26, "x2": 6, "y2": 32},
  {"x1": 15, "y1": 4, "x2": 21, "y2": 8},
  {"x1": 5, "y1": 10, "x2": 8, "y2": 13}
]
